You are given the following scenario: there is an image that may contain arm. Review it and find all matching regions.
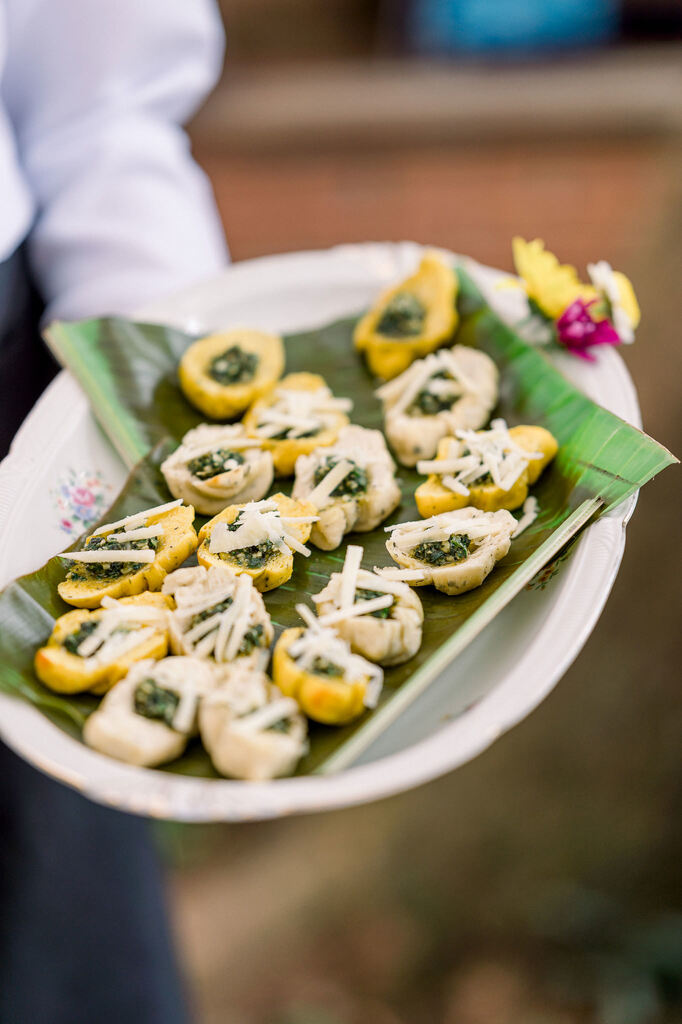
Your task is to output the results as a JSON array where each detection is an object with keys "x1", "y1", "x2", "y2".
[{"x1": 3, "y1": 0, "x2": 228, "y2": 321}]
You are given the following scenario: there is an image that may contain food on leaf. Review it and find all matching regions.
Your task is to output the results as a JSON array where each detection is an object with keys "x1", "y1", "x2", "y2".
[
  {"x1": 377, "y1": 345, "x2": 499, "y2": 466},
  {"x1": 162, "y1": 565, "x2": 273, "y2": 668},
  {"x1": 272, "y1": 605, "x2": 384, "y2": 725},
  {"x1": 354, "y1": 251, "x2": 459, "y2": 379},
  {"x1": 312, "y1": 544, "x2": 423, "y2": 666},
  {"x1": 178, "y1": 328, "x2": 284, "y2": 420},
  {"x1": 197, "y1": 495, "x2": 318, "y2": 592},
  {"x1": 83, "y1": 656, "x2": 216, "y2": 767},
  {"x1": 243, "y1": 372, "x2": 352, "y2": 476},
  {"x1": 291, "y1": 425, "x2": 401, "y2": 550},
  {"x1": 415, "y1": 419, "x2": 558, "y2": 517},
  {"x1": 383, "y1": 507, "x2": 516, "y2": 596},
  {"x1": 161, "y1": 423, "x2": 273, "y2": 516},
  {"x1": 34, "y1": 593, "x2": 172, "y2": 696},
  {"x1": 57, "y1": 499, "x2": 198, "y2": 608},
  {"x1": 199, "y1": 664, "x2": 307, "y2": 780}
]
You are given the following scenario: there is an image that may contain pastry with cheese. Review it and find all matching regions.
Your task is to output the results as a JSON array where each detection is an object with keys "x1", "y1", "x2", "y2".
[
  {"x1": 83, "y1": 656, "x2": 216, "y2": 767},
  {"x1": 292, "y1": 425, "x2": 401, "y2": 551},
  {"x1": 272, "y1": 605, "x2": 384, "y2": 725},
  {"x1": 163, "y1": 565, "x2": 273, "y2": 668},
  {"x1": 199, "y1": 664, "x2": 307, "y2": 780},
  {"x1": 312, "y1": 545, "x2": 423, "y2": 666},
  {"x1": 243, "y1": 372, "x2": 352, "y2": 476},
  {"x1": 383, "y1": 508, "x2": 516, "y2": 596},
  {"x1": 377, "y1": 346, "x2": 499, "y2": 466},
  {"x1": 57, "y1": 499, "x2": 198, "y2": 609},
  {"x1": 197, "y1": 495, "x2": 318, "y2": 592},
  {"x1": 161, "y1": 423, "x2": 273, "y2": 516},
  {"x1": 353, "y1": 251, "x2": 459, "y2": 380},
  {"x1": 178, "y1": 328, "x2": 284, "y2": 420},
  {"x1": 415, "y1": 420, "x2": 558, "y2": 517},
  {"x1": 34, "y1": 593, "x2": 172, "y2": 696}
]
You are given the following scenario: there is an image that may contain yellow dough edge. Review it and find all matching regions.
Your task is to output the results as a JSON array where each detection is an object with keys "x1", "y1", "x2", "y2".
[
  {"x1": 179, "y1": 329, "x2": 285, "y2": 420},
  {"x1": 272, "y1": 628, "x2": 368, "y2": 726}
]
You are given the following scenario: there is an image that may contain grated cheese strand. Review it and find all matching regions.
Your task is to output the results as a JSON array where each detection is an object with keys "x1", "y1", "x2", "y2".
[{"x1": 91, "y1": 498, "x2": 182, "y2": 537}]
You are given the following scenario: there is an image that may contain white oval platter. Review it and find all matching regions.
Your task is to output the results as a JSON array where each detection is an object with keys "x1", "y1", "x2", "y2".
[{"x1": 0, "y1": 242, "x2": 639, "y2": 821}]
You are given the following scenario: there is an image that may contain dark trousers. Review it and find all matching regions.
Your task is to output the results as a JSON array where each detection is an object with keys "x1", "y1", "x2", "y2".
[{"x1": 0, "y1": 248, "x2": 188, "y2": 1024}]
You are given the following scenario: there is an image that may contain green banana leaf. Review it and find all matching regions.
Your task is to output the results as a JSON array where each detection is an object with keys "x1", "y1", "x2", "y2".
[{"x1": 0, "y1": 269, "x2": 674, "y2": 779}]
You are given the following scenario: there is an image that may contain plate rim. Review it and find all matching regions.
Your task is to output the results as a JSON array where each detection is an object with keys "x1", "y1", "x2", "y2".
[{"x1": 0, "y1": 242, "x2": 640, "y2": 821}]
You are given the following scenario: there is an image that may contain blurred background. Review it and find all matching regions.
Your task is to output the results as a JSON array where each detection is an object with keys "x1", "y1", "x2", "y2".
[{"x1": 167, "y1": 3, "x2": 681, "y2": 1022}]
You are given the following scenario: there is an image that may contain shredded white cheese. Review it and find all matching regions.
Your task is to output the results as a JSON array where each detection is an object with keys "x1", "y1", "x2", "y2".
[
  {"x1": 253, "y1": 385, "x2": 352, "y2": 440},
  {"x1": 208, "y1": 506, "x2": 317, "y2": 560},
  {"x1": 61, "y1": 549, "x2": 157, "y2": 564},
  {"x1": 291, "y1": 603, "x2": 383, "y2": 707},
  {"x1": 416, "y1": 420, "x2": 541, "y2": 496},
  {"x1": 512, "y1": 496, "x2": 539, "y2": 538},
  {"x1": 91, "y1": 498, "x2": 182, "y2": 537},
  {"x1": 306, "y1": 459, "x2": 354, "y2": 509}
]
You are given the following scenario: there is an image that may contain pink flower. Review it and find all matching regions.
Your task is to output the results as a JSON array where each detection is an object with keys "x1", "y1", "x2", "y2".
[
  {"x1": 556, "y1": 298, "x2": 621, "y2": 361},
  {"x1": 71, "y1": 487, "x2": 94, "y2": 507},
  {"x1": 61, "y1": 518, "x2": 72, "y2": 530}
]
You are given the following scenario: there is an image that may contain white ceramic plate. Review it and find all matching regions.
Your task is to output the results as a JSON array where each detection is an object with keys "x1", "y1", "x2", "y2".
[{"x1": 0, "y1": 243, "x2": 639, "y2": 821}]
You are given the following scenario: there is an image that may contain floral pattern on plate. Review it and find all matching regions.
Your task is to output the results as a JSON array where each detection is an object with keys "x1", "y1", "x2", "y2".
[{"x1": 51, "y1": 468, "x2": 112, "y2": 538}]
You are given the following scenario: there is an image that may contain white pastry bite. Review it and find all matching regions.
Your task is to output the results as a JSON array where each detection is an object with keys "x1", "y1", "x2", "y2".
[
  {"x1": 83, "y1": 656, "x2": 216, "y2": 768},
  {"x1": 312, "y1": 545, "x2": 423, "y2": 666},
  {"x1": 162, "y1": 565, "x2": 273, "y2": 669},
  {"x1": 383, "y1": 508, "x2": 516, "y2": 596},
  {"x1": 377, "y1": 345, "x2": 499, "y2": 466},
  {"x1": 291, "y1": 425, "x2": 401, "y2": 550},
  {"x1": 199, "y1": 664, "x2": 307, "y2": 781},
  {"x1": 161, "y1": 423, "x2": 273, "y2": 516}
]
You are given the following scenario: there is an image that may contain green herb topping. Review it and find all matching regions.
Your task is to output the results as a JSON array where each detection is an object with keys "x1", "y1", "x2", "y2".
[
  {"x1": 411, "y1": 533, "x2": 471, "y2": 566},
  {"x1": 459, "y1": 447, "x2": 492, "y2": 485},
  {"x1": 313, "y1": 456, "x2": 368, "y2": 497},
  {"x1": 356, "y1": 588, "x2": 394, "y2": 619},
  {"x1": 62, "y1": 619, "x2": 132, "y2": 656},
  {"x1": 189, "y1": 598, "x2": 266, "y2": 654},
  {"x1": 187, "y1": 448, "x2": 245, "y2": 481},
  {"x1": 408, "y1": 371, "x2": 457, "y2": 416},
  {"x1": 62, "y1": 619, "x2": 100, "y2": 655},
  {"x1": 310, "y1": 657, "x2": 345, "y2": 679},
  {"x1": 268, "y1": 426, "x2": 319, "y2": 441},
  {"x1": 66, "y1": 534, "x2": 160, "y2": 583},
  {"x1": 267, "y1": 718, "x2": 291, "y2": 734},
  {"x1": 376, "y1": 292, "x2": 426, "y2": 338},
  {"x1": 217, "y1": 516, "x2": 279, "y2": 569},
  {"x1": 134, "y1": 678, "x2": 180, "y2": 727},
  {"x1": 208, "y1": 345, "x2": 258, "y2": 386}
]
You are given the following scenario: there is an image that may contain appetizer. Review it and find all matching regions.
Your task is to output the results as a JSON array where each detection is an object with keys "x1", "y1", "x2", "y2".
[
  {"x1": 377, "y1": 346, "x2": 499, "y2": 466},
  {"x1": 57, "y1": 499, "x2": 198, "y2": 609},
  {"x1": 383, "y1": 508, "x2": 516, "y2": 595},
  {"x1": 353, "y1": 251, "x2": 459, "y2": 379},
  {"x1": 199, "y1": 664, "x2": 307, "y2": 780},
  {"x1": 162, "y1": 565, "x2": 273, "y2": 668},
  {"x1": 291, "y1": 425, "x2": 401, "y2": 550},
  {"x1": 161, "y1": 423, "x2": 273, "y2": 516},
  {"x1": 243, "y1": 372, "x2": 352, "y2": 476},
  {"x1": 415, "y1": 419, "x2": 558, "y2": 517},
  {"x1": 83, "y1": 656, "x2": 216, "y2": 768},
  {"x1": 34, "y1": 593, "x2": 172, "y2": 696},
  {"x1": 273, "y1": 605, "x2": 383, "y2": 725},
  {"x1": 312, "y1": 545, "x2": 423, "y2": 666},
  {"x1": 197, "y1": 495, "x2": 318, "y2": 592},
  {"x1": 178, "y1": 328, "x2": 284, "y2": 420}
]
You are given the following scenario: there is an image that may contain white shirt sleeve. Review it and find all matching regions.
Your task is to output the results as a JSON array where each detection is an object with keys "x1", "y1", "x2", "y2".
[{"x1": 3, "y1": 0, "x2": 228, "y2": 322}]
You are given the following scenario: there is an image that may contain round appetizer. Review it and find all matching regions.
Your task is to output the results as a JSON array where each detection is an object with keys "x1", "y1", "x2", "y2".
[
  {"x1": 197, "y1": 495, "x2": 318, "y2": 592},
  {"x1": 161, "y1": 423, "x2": 274, "y2": 516},
  {"x1": 178, "y1": 328, "x2": 284, "y2": 420},
  {"x1": 312, "y1": 545, "x2": 423, "y2": 666},
  {"x1": 272, "y1": 606, "x2": 384, "y2": 725},
  {"x1": 162, "y1": 565, "x2": 273, "y2": 668},
  {"x1": 199, "y1": 664, "x2": 307, "y2": 781},
  {"x1": 243, "y1": 372, "x2": 352, "y2": 476},
  {"x1": 83, "y1": 656, "x2": 216, "y2": 768},
  {"x1": 415, "y1": 419, "x2": 558, "y2": 517},
  {"x1": 291, "y1": 425, "x2": 401, "y2": 551},
  {"x1": 57, "y1": 499, "x2": 198, "y2": 609},
  {"x1": 34, "y1": 593, "x2": 172, "y2": 696},
  {"x1": 383, "y1": 508, "x2": 516, "y2": 596},
  {"x1": 353, "y1": 251, "x2": 459, "y2": 380},
  {"x1": 377, "y1": 346, "x2": 499, "y2": 467}
]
